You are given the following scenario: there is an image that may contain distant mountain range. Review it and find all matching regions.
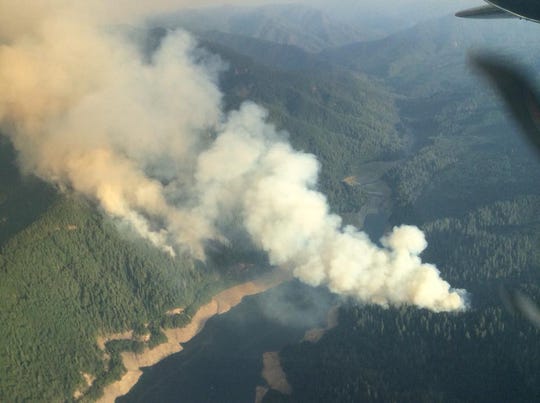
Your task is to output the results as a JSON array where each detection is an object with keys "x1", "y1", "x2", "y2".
[
  {"x1": 322, "y1": 16, "x2": 540, "y2": 83},
  {"x1": 183, "y1": 12, "x2": 540, "y2": 97},
  {"x1": 149, "y1": 1, "x2": 478, "y2": 51},
  {"x1": 148, "y1": 3, "x2": 372, "y2": 52},
  {"x1": 148, "y1": 6, "x2": 540, "y2": 87}
]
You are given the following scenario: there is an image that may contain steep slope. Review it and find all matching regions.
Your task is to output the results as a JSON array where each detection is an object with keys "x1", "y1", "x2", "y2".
[
  {"x1": 317, "y1": 15, "x2": 540, "y2": 222},
  {"x1": 275, "y1": 197, "x2": 540, "y2": 403},
  {"x1": 0, "y1": 189, "x2": 211, "y2": 401},
  {"x1": 322, "y1": 16, "x2": 540, "y2": 95},
  {"x1": 202, "y1": 39, "x2": 402, "y2": 213},
  {"x1": 0, "y1": 138, "x2": 57, "y2": 246},
  {"x1": 272, "y1": 15, "x2": 540, "y2": 403},
  {"x1": 0, "y1": 30, "x2": 403, "y2": 400},
  {"x1": 195, "y1": 30, "x2": 331, "y2": 72},
  {"x1": 0, "y1": 136, "x2": 269, "y2": 401}
]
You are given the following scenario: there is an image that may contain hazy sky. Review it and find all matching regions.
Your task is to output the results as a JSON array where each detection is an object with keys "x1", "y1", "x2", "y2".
[{"x1": 307, "y1": 0, "x2": 478, "y2": 25}]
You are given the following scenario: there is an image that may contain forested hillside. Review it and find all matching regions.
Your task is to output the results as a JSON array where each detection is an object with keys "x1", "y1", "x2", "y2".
[
  {"x1": 4, "y1": 8, "x2": 540, "y2": 402},
  {"x1": 204, "y1": 40, "x2": 401, "y2": 213},
  {"x1": 271, "y1": 16, "x2": 540, "y2": 403},
  {"x1": 0, "y1": 138, "x2": 238, "y2": 400},
  {"x1": 322, "y1": 16, "x2": 540, "y2": 95},
  {"x1": 0, "y1": 137, "x2": 57, "y2": 246},
  {"x1": 0, "y1": 28, "x2": 402, "y2": 400},
  {"x1": 275, "y1": 197, "x2": 540, "y2": 402}
]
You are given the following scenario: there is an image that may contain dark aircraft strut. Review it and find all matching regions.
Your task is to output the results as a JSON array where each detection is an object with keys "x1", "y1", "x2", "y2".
[{"x1": 457, "y1": 0, "x2": 540, "y2": 23}]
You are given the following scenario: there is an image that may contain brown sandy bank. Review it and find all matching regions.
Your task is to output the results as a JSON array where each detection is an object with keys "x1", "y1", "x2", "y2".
[
  {"x1": 256, "y1": 304, "x2": 340, "y2": 402},
  {"x1": 261, "y1": 351, "x2": 292, "y2": 395},
  {"x1": 97, "y1": 270, "x2": 290, "y2": 403}
]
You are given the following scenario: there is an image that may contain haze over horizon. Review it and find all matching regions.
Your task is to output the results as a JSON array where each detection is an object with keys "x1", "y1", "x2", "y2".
[{"x1": 145, "y1": 0, "x2": 481, "y2": 44}]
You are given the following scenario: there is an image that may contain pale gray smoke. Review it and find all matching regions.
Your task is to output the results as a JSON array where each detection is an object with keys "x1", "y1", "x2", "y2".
[
  {"x1": 0, "y1": 1, "x2": 467, "y2": 311},
  {"x1": 195, "y1": 104, "x2": 466, "y2": 311}
]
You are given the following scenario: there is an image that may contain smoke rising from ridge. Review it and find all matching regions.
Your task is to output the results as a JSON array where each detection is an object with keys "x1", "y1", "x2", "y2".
[{"x1": 0, "y1": 1, "x2": 467, "y2": 312}]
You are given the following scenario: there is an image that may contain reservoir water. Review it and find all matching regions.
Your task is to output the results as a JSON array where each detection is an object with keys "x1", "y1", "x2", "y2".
[
  {"x1": 120, "y1": 189, "x2": 389, "y2": 403},
  {"x1": 119, "y1": 281, "x2": 334, "y2": 403}
]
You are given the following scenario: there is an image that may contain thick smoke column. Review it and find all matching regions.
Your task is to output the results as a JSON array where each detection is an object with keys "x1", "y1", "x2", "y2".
[
  {"x1": 0, "y1": 7, "x2": 223, "y2": 255},
  {"x1": 197, "y1": 105, "x2": 466, "y2": 311},
  {"x1": 0, "y1": 1, "x2": 467, "y2": 311}
]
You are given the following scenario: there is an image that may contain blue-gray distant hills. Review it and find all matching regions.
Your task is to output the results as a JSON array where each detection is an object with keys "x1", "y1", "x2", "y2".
[
  {"x1": 149, "y1": 3, "x2": 371, "y2": 52},
  {"x1": 321, "y1": 16, "x2": 540, "y2": 90}
]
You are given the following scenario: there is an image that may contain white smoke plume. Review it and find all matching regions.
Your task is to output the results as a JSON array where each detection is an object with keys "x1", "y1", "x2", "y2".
[{"x1": 0, "y1": 1, "x2": 467, "y2": 311}]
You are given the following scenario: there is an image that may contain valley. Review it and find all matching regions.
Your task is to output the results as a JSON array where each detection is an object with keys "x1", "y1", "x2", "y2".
[{"x1": 1, "y1": 3, "x2": 540, "y2": 402}]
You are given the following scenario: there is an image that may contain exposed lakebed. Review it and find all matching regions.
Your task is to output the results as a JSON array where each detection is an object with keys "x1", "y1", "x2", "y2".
[
  {"x1": 119, "y1": 281, "x2": 335, "y2": 403},
  {"x1": 118, "y1": 164, "x2": 392, "y2": 403}
]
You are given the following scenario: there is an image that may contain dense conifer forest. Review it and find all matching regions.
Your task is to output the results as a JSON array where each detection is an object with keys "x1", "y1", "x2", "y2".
[
  {"x1": 3, "y1": 7, "x2": 540, "y2": 402},
  {"x1": 261, "y1": 14, "x2": 540, "y2": 403}
]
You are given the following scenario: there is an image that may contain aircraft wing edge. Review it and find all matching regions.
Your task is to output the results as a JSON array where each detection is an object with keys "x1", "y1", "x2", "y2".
[{"x1": 455, "y1": 5, "x2": 515, "y2": 19}]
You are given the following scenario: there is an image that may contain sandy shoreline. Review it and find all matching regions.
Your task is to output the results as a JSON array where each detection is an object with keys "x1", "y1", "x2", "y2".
[
  {"x1": 261, "y1": 352, "x2": 292, "y2": 395},
  {"x1": 97, "y1": 270, "x2": 289, "y2": 403}
]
